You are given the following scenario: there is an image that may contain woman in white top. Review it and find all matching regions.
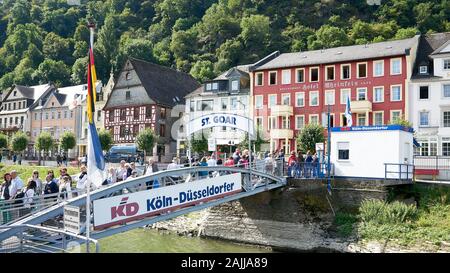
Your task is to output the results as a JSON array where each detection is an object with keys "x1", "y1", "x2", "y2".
[
  {"x1": 59, "y1": 175, "x2": 73, "y2": 200},
  {"x1": 31, "y1": 170, "x2": 42, "y2": 195},
  {"x1": 76, "y1": 165, "x2": 88, "y2": 192},
  {"x1": 23, "y1": 179, "x2": 36, "y2": 209}
]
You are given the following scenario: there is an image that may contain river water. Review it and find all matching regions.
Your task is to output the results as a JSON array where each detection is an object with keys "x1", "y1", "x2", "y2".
[{"x1": 96, "y1": 228, "x2": 272, "y2": 253}]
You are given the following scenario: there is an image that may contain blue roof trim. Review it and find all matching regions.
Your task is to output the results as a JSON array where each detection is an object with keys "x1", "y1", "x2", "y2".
[{"x1": 330, "y1": 125, "x2": 414, "y2": 133}]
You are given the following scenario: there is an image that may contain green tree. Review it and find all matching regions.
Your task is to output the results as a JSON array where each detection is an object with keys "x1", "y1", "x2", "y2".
[
  {"x1": 98, "y1": 129, "x2": 113, "y2": 152},
  {"x1": 11, "y1": 131, "x2": 28, "y2": 154},
  {"x1": 60, "y1": 131, "x2": 76, "y2": 154},
  {"x1": 0, "y1": 133, "x2": 8, "y2": 149},
  {"x1": 136, "y1": 128, "x2": 158, "y2": 159},
  {"x1": 296, "y1": 124, "x2": 325, "y2": 154},
  {"x1": 43, "y1": 32, "x2": 73, "y2": 64},
  {"x1": 389, "y1": 115, "x2": 413, "y2": 127},
  {"x1": 308, "y1": 25, "x2": 351, "y2": 50},
  {"x1": 71, "y1": 57, "x2": 88, "y2": 85},
  {"x1": 190, "y1": 133, "x2": 208, "y2": 153},
  {"x1": 35, "y1": 131, "x2": 54, "y2": 165},
  {"x1": 34, "y1": 59, "x2": 71, "y2": 86},
  {"x1": 190, "y1": 60, "x2": 215, "y2": 82}
]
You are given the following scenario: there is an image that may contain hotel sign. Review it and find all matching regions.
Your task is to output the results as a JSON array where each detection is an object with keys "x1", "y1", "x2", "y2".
[{"x1": 279, "y1": 80, "x2": 373, "y2": 92}]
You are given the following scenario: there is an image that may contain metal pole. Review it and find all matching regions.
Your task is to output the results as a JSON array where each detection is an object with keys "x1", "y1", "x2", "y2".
[
  {"x1": 327, "y1": 104, "x2": 331, "y2": 194},
  {"x1": 85, "y1": 21, "x2": 95, "y2": 254}
]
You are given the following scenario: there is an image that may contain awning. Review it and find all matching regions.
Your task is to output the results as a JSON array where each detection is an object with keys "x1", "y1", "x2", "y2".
[{"x1": 413, "y1": 138, "x2": 421, "y2": 148}]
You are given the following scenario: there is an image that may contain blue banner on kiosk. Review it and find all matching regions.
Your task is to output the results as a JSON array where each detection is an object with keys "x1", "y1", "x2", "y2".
[{"x1": 330, "y1": 125, "x2": 414, "y2": 133}]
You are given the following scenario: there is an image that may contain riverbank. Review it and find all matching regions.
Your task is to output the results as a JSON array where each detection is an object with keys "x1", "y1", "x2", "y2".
[{"x1": 148, "y1": 183, "x2": 450, "y2": 253}]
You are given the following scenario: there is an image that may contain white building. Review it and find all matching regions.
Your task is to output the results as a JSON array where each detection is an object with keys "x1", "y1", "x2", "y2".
[
  {"x1": 183, "y1": 65, "x2": 252, "y2": 155},
  {"x1": 330, "y1": 125, "x2": 414, "y2": 179},
  {"x1": 409, "y1": 32, "x2": 450, "y2": 156}
]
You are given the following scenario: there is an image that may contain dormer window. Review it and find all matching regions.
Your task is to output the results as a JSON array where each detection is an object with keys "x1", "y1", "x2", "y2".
[
  {"x1": 231, "y1": 80, "x2": 239, "y2": 91},
  {"x1": 126, "y1": 72, "x2": 132, "y2": 80},
  {"x1": 212, "y1": 82, "x2": 218, "y2": 90},
  {"x1": 206, "y1": 83, "x2": 212, "y2": 91},
  {"x1": 419, "y1": 66, "x2": 428, "y2": 74},
  {"x1": 13, "y1": 91, "x2": 17, "y2": 97},
  {"x1": 444, "y1": 59, "x2": 450, "y2": 70}
]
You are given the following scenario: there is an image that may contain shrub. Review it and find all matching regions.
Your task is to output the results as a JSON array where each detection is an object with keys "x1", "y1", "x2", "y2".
[{"x1": 359, "y1": 199, "x2": 418, "y2": 225}]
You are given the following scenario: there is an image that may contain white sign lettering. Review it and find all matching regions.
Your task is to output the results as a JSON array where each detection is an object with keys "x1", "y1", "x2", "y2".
[
  {"x1": 93, "y1": 173, "x2": 242, "y2": 230},
  {"x1": 186, "y1": 113, "x2": 254, "y2": 136}
]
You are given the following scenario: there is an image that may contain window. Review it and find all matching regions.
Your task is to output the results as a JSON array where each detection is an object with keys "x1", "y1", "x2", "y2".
[
  {"x1": 443, "y1": 140, "x2": 450, "y2": 156},
  {"x1": 160, "y1": 107, "x2": 166, "y2": 119},
  {"x1": 374, "y1": 60, "x2": 384, "y2": 77},
  {"x1": 126, "y1": 72, "x2": 131, "y2": 80},
  {"x1": 282, "y1": 94, "x2": 290, "y2": 106},
  {"x1": 281, "y1": 116, "x2": 290, "y2": 129},
  {"x1": 310, "y1": 67, "x2": 319, "y2": 82},
  {"x1": 126, "y1": 90, "x2": 131, "y2": 100},
  {"x1": 325, "y1": 90, "x2": 335, "y2": 105},
  {"x1": 268, "y1": 116, "x2": 277, "y2": 130},
  {"x1": 120, "y1": 109, "x2": 126, "y2": 121},
  {"x1": 391, "y1": 85, "x2": 402, "y2": 101},
  {"x1": 18, "y1": 102, "x2": 21, "y2": 109},
  {"x1": 325, "y1": 66, "x2": 335, "y2": 81},
  {"x1": 64, "y1": 111, "x2": 67, "y2": 119},
  {"x1": 373, "y1": 87, "x2": 384, "y2": 103},
  {"x1": 420, "y1": 66, "x2": 428, "y2": 74},
  {"x1": 309, "y1": 114, "x2": 319, "y2": 125},
  {"x1": 13, "y1": 91, "x2": 17, "y2": 97},
  {"x1": 310, "y1": 91, "x2": 319, "y2": 106},
  {"x1": 134, "y1": 107, "x2": 140, "y2": 120},
  {"x1": 70, "y1": 111, "x2": 73, "y2": 118},
  {"x1": 338, "y1": 142, "x2": 350, "y2": 160},
  {"x1": 120, "y1": 126, "x2": 126, "y2": 137},
  {"x1": 419, "y1": 86, "x2": 429, "y2": 100},
  {"x1": 391, "y1": 58, "x2": 402, "y2": 75},
  {"x1": 58, "y1": 112, "x2": 61, "y2": 119},
  {"x1": 230, "y1": 97, "x2": 238, "y2": 110},
  {"x1": 443, "y1": 84, "x2": 450, "y2": 98},
  {"x1": 212, "y1": 82, "x2": 218, "y2": 90},
  {"x1": 45, "y1": 113, "x2": 49, "y2": 120},
  {"x1": 443, "y1": 59, "x2": 450, "y2": 70},
  {"x1": 357, "y1": 63, "x2": 367, "y2": 78},
  {"x1": 109, "y1": 111, "x2": 114, "y2": 122},
  {"x1": 206, "y1": 83, "x2": 212, "y2": 91},
  {"x1": 253, "y1": 96, "x2": 263, "y2": 110},
  {"x1": 255, "y1": 73, "x2": 263, "y2": 86},
  {"x1": 159, "y1": 124, "x2": 166, "y2": 137},
  {"x1": 197, "y1": 100, "x2": 213, "y2": 111},
  {"x1": 221, "y1": 98, "x2": 229, "y2": 110},
  {"x1": 295, "y1": 115, "x2": 305, "y2": 130},
  {"x1": 443, "y1": 111, "x2": 450, "y2": 127},
  {"x1": 374, "y1": 112, "x2": 384, "y2": 126},
  {"x1": 51, "y1": 112, "x2": 55, "y2": 119},
  {"x1": 340, "y1": 89, "x2": 351, "y2": 104},
  {"x1": 189, "y1": 100, "x2": 195, "y2": 112},
  {"x1": 430, "y1": 141, "x2": 438, "y2": 156},
  {"x1": 34, "y1": 113, "x2": 37, "y2": 120},
  {"x1": 13, "y1": 103, "x2": 16, "y2": 110},
  {"x1": 256, "y1": 117, "x2": 263, "y2": 129},
  {"x1": 357, "y1": 113, "x2": 366, "y2": 126},
  {"x1": 231, "y1": 80, "x2": 239, "y2": 91},
  {"x1": 357, "y1": 88, "x2": 367, "y2": 101},
  {"x1": 268, "y1": 94, "x2": 277, "y2": 108},
  {"x1": 146, "y1": 107, "x2": 152, "y2": 118},
  {"x1": 296, "y1": 68, "x2": 305, "y2": 83},
  {"x1": 15, "y1": 117, "x2": 18, "y2": 124},
  {"x1": 391, "y1": 110, "x2": 402, "y2": 123},
  {"x1": 341, "y1": 64, "x2": 351, "y2": 80},
  {"x1": 282, "y1": 70, "x2": 291, "y2": 84},
  {"x1": 269, "y1": 71, "x2": 277, "y2": 85},
  {"x1": 419, "y1": 111, "x2": 429, "y2": 126},
  {"x1": 295, "y1": 92, "x2": 305, "y2": 107}
]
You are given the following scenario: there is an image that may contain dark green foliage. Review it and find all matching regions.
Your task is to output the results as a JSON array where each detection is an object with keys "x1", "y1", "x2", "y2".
[
  {"x1": 296, "y1": 124, "x2": 325, "y2": 154},
  {"x1": 136, "y1": 128, "x2": 158, "y2": 156},
  {"x1": 0, "y1": 0, "x2": 449, "y2": 88},
  {"x1": 11, "y1": 131, "x2": 28, "y2": 152},
  {"x1": 98, "y1": 129, "x2": 113, "y2": 152},
  {"x1": 0, "y1": 134, "x2": 8, "y2": 149},
  {"x1": 60, "y1": 131, "x2": 76, "y2": 152}
]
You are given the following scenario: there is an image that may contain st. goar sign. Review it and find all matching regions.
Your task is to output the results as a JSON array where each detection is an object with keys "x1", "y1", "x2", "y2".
[
  {"x1": 186, "y1": 113, "x2": 254, "y2": 136},
  {"x1": 92, "y1": 173, "x2": 242, "y2": 230}
]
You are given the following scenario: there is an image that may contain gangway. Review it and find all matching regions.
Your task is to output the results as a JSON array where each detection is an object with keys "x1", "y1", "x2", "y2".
[{"x1": 0, "y1": 162, "x2": 286, "y2": 251}]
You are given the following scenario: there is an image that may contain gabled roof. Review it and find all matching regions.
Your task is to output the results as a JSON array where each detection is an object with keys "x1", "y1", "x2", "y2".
[
  {"x1": 129, "y1": 58, "x2": 200, "y2": 106},
  {"x1": 431, "y1": 39, "x2": 450, "y2": 55},
  {"x1": 215, "y1": 65, "x2": 251, "y2": 80},
  {"x1": 253, "y1": 36, "x2": 420, "y2": 71},
  {"x1": 412, "y1": 32, "x2": 450, "y2": 79}
]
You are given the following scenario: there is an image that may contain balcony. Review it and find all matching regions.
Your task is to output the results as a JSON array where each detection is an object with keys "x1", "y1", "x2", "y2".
[
  {"x1": 270, "y1": 129, "x2": 293, "y2": 139},
  {"x1": 270, "y1": 105, "x2": 293, "y2": 116},
  {"x1": 350, "y1": 100, "x2": 372, "y2": 114}
]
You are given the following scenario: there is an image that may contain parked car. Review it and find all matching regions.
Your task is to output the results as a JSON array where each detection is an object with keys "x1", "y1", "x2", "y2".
[{"x1": 104, "y1": 145, "x2": 144, "y2": 163}]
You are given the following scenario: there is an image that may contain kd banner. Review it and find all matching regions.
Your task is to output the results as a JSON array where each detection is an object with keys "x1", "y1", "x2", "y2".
[
  {"x1": 186, "y1": 113, "x2": 254, "y2": 136},
  {"x1": 93, "y1": 173, "x2": 242, "y2": 230}
]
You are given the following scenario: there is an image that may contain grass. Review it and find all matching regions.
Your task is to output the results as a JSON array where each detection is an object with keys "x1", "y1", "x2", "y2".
[
  {"x1": 333, "y1": 184, "x2": 450, "y2": 246},
  {"x1": 0, "y1": 163, "x2": 80, "y2": 183}
]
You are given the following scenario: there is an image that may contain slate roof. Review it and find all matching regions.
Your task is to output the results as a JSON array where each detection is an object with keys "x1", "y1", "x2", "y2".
[
  {"x1": 253, "y1": 36, "x2": 420, "y2": 71},
  {"x1": 129, "y1": 58, "x2": 200, "y2": 106},
  {"x1": 412, "y1": 32, "x2": 450, "y2": 79}
]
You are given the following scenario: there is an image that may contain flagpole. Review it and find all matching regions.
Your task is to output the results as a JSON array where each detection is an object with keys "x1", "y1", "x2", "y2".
[{"x1": 86, "y1": 21, "x2": 95, "y2": 253}]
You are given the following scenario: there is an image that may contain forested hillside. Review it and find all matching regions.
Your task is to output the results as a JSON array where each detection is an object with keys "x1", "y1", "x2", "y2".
[{"x1": 0, "y1": 0, "x2": 449, "y2": 90}]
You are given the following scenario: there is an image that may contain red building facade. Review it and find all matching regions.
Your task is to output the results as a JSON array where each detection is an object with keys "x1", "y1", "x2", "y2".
[{"x1": 251, "y1": 37, "x2": 419, "y2": 153}]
